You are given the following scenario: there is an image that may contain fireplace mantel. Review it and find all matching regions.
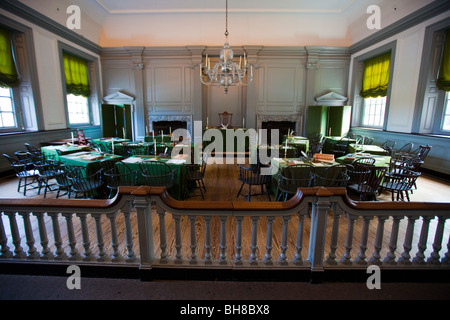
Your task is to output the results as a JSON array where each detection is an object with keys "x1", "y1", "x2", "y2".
[
  {"x1": 256, "y1": 114, "x2": 302, "y2": 134},
  {"x1": 149, "y1": 115, "x2": 192, "y2": 133}
]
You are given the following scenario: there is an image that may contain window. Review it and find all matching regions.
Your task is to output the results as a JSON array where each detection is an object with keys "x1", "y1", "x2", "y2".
[
  {"x1": 0, "y1": 87, "x2": 17, "y2": 128},
  {"x1": 442, "y1": 92, "x2": 450, "y2": 131},
  {"x1": 67, "y1": 94, "x2": 89, "y2": 124},
  {"x1": 62, "y1": 51, "x2": 92, "y2": 126},
  {"x1": 359, "y1": 51, "x2": 391, "y2": 129},
  {"x1": 362, "y1": 96, "x2": 386, "y2": 127}
]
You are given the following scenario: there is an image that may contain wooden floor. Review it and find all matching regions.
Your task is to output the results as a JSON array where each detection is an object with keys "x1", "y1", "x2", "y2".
[{"x1": 1, "y1": 160, "x2": 450, "y2": 265}]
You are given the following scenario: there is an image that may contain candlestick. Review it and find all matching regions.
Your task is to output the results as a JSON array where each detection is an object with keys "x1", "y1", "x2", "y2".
[
  {"x1": 206, "y1": 117, "x2": 209, "y2": 128},
  {"x1": 170, "y1": 127, "x2": 172, "y2": 135},
  {"x1": 152, "y1": 130, "x2": 155, "y2": 141},
  {"x1": 71, "y1": 132, "x2": 74, "y2": 145},
  {"x1": 162, "y1": 130, "x2": 164, "y2": 143},
  {"x1": 111, "y1": 139, "x2": 115, "y2": 156},
  {"x1": 154, "y1": 142, "x2": 157, "y2": 156},
  {"x1": 123, "y1": 127, "x2": 126, "y2": 139},
  {"x1": 243, "y1": 118, "x2": 245, "y2": 129}
]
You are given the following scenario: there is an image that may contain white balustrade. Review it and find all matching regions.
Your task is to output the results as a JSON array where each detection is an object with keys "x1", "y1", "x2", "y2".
[{"x1": 0, "y1": 187, "x2": 449, "y2": 279}]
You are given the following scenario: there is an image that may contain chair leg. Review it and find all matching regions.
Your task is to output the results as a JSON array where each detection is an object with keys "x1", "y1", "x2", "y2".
[
  {"x1": 236, "y1": 182, "x2": 245, "y2": 198},
  {"x1": 248, "y1": 184, "x2": 251, "y2": 202}
]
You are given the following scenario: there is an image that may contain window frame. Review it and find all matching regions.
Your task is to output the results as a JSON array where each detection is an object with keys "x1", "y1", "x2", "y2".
[
  {"x1": 0, "y1": 17, "x2": 42, "y2": 134},
  {"x1": 58, "y1": 41, "x2": 101, "y2": 129},
  {"x1": 350, "y1": 41, "x2": 396, "y2": 131},
  {"x1": 413, "y1": 17, "x2": 450, "y2": 137}
]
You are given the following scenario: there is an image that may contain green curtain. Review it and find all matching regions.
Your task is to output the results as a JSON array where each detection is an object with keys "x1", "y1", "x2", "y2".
[
  {"x1": 360, "y1": 52, "x2": 391, "y2": 98},
  {"x1": 0, "y1": 27, "x2": 20, "y2": 88},
  {"x1": 437, "y1": 29, "x2": 450, "y2": 91},
  {"x1": 63, "y1": 52, "x2": 91, "y2": 97}
]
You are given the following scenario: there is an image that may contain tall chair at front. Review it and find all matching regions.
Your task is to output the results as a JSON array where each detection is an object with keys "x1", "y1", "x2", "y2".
[
  {"x1": 277, "y1": 164, "x2": 315, "y2": 201},
  {"x1": 236, "y1": 164, "x2": 271, "y2": 202},
  {"x1": 219, "y1": 111, "x2": 232, "y2": 128}
]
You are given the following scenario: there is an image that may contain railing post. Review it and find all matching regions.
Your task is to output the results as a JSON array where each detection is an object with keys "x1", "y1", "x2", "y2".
[
  {"x1": 325, "y1": 203, "x2": 342, "y2": 265},
  {"x1": 5, "y1": 212, "x2": 26, "y2": 259},
  {"x1": 18, "y1": 212, "x2": 40, "y2": 259},
  {"x1": 121, "y1": 201, "x2": 136, "y2": 262},
  {"x1": 33, "y1": 212, "x2": 53, "y2": 260},
  {"x1": 134, "y1": 195, "x2": 154, "y2": 267},
  {"x1": 0, "y1": 212, "x2": 12, "y2": 258},
  {"x1": 308, "y1": 197, "x2": 330, "y2": 280}
]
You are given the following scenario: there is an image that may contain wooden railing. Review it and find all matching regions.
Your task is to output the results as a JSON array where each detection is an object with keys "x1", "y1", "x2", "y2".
[{"x1": 1, "y1": 186, "x2": 449, "y2": 281}]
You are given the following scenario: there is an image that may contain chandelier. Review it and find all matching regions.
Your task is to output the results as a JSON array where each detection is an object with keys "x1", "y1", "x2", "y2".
[{"x1": 199, "y1": 0, "x2": 253, "y2": 94}]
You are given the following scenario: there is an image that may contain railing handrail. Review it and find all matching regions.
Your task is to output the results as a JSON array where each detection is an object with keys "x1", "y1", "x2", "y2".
[{"x1": 1, "y1": 186, "x2": 449, "y2": 213}]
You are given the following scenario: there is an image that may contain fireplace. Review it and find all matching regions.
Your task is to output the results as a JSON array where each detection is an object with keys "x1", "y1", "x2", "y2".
[
  {"x1": 262, "y1": 121, "x2": 296, "y2": 145},
  {"x1": 257, "y1": 114, "x2": 302, "y2": 144},
  {"x1": 148, "y1": 115, "x2": 192, "y2": 135},
  {"x1": 152, "y1": 121, "x2": 186, "y2": 135}
]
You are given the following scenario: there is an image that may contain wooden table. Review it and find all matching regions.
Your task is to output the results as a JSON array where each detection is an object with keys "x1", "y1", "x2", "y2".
[
  {"x1": 58, "y1": 151, "x2": 123, "y2": 175},
  {"x1": 348, "y1": 144, "x2": 387, "y2": 156},
  {"x1": 41, "y1": 145, "x2": 91, "y2": 161},
  {"x1": 115, "y1": 155, "x2": 187, "y2": 200}
]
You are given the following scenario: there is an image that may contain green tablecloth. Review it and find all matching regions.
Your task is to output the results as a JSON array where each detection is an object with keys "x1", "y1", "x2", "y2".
[
  {"x1": 270, "y1": 158, "x2": 342, "y2": 200},
  {"x1": 144, "y1": 135, "x2": 173, "y2": 144},
  {"x1": 322, "y1": 136, "x2": 356, "y2": 154},
  {"x1": 336, "y1": 154, "x2": 391, "y2": 167},
  {"x1": 91, "y1": 138, "x2": 130, "y2": 149},
  {"x1": 348, "y1": 144, "x2": 387, "y2": 156},
  {"x1": 58, "y1": 151, "x2": 123, "y2": 175},
  {"x1": 115, "y1": 156, "x2": 187, "y2": 200},
  {"x1": 203, "y1": 128, "x2": 250, "y2": 152},
  {"x1": 41, "y1": 145, "x2": 91, "y2": 161}
]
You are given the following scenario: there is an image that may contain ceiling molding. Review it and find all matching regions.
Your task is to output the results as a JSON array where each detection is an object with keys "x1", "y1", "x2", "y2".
[
  {"x1": 350, "y1": 0, "x2": 450, "y2": 54},
  {"x1": 95, "y1": 0, "x2": 354, "y2": 15}
]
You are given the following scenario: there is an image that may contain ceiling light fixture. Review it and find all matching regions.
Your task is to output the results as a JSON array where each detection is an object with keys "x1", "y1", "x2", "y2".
[{"x1": 199, "y1": 0, "x2": 253, "y2": 94}]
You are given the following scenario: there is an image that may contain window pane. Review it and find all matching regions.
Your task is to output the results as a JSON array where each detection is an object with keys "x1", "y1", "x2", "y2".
[
  {"x1": 67, "y1": 94, "x2": 90, "y2": 124},
  {"x1": 362, "y1": 96, "x2": 386, "y2": 128},
  {"x1": 0, "y1": 88, "x2": 17, "y2": 128},
  {"x1": 0, "y1": 97, "x2": 13, "y2": 111},
  {"x1": 442, "y1": 93, "x2": 450, "y2": 131}
]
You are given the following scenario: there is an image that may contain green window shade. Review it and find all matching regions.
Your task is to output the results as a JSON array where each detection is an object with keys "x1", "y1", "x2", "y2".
[
  {"x1": 360, "y1": 52, "x2": 391, "y2": 98},
  {"x1": 437, "y1": 29, "x2": 450, "y2": 92},
  {"x1": 0, "y1": 27, "x2": 20, "y2": 88},
  {"x1": 63, "y1": 52, "x2": 91, "y2": 97}
]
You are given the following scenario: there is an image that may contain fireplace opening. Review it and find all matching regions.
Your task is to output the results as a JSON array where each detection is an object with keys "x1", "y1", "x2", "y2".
[
  {"x1": 152, "y1": 121, "x2": 187, "y2": 135},
  {"x1": 261, "y1": 121, "x2": 296, "y2": 145}
]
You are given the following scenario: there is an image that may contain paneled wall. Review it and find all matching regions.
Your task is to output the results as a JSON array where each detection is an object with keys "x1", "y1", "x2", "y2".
[{"x1": 101, "y1": 46, "x2": 350, "y2": 138}]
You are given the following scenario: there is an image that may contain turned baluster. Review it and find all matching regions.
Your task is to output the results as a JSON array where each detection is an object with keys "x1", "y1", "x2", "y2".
[
  {"x1": 326, "y1": 204, "x2": 342, "y2": 265},
  {"x1": 77, "y1": 213, "x2": 93, "y2": 261},
  {"x1": 398, "y1": 216, "x2": 418, "y2": 264},
  {"x1": 249, "y1": 216, "x2": 259, "y2": 265},
  {"x1": 278, "y1": 216, "x2": 291, "y2": 265},
  {"x1": 19, "y1": 212, "x2": 40, "y2": 259},
  {"x1": 62, "y1": 213, "x2": 80, "y2": 260},
  {"x1": 92, "y1": 214, "x2": 108, "y2": 262},
  {"x1": 107, "y1": 211, "x2": 121, "y2": 262},
  {"x1": 156, "y1": 206, "x2": 168, "y2": 263},
  {"x1": 264, "y1": 216, "x2": 275, "y2": 265},
  {"x1": 33, "y1": 212, "x2": 53, "y2": 259},
  {"x1": 369, "y1": 216, "x2": 388, "y2": 265},
  {"x1": 384, "y1": 216, "x2": 402, "y2": 264},
  {"x1": 234, "y1": 216, "x2": 243, "y2": 265},
  {"x1": 356, "y1": 216, "x2": 372, "y2": 265},
  {"x1": 293, "y1": 212, "x2": 305, "y2": 265},
  {"x1": 121, "y1": 203, "x2": 136, "y2": 262},
  {"x1": 0, "y1": 212, "x2": 12, "y2": 258},
  {"x1": 188, "y1": 216, "x2": 197, "y2": 264},
  {"x1": 442, "y1": 232, "x2": 450, "y2": 264},
  {"x1": 413, "y1": 216, "x2": 432, "y2": 264},
  {"x1": 5, "y1": 212, "x2": 26, "y2": 259},
  {"x1": 47, "y1": 212, "x2": 66, "y2": 260},
  {"x1": 341, "y1": 214, "x2": 357, "y2": 265},
  {"x1": 173, "y1": 214, "x2": 183, "y2": 264},
  {"x1": 219, "y1": 216, "x2": 228, "y2": 264},
  {"x1": 427, "y1": 216, "x2": 446, "y2": 264},
  {"x1": 204, "y1": 216, "x2": 212, "y2": 264}
]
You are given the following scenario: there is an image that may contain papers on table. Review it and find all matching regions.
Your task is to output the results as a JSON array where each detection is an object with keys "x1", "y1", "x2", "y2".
[
  {"x1": 81, "y1": 155, "x2": 104, "y2": 161},
  {"x1": 68, "y1": 151, "x2": 91, "y2": 157},
  {"x1": 122, "y1": 157, "x2": 144, "y2": 163},
  {"x1": 272, "y1": 158, "x2": 286, "y2": 164},
  {"x1": 166, "y1": 159, "x2": 186, "y2": 164}
]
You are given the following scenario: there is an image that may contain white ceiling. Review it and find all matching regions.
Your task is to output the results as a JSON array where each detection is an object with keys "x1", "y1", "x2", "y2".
[{"x1": 17, "y1": 0, "x2": 436, "y2": 47}]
